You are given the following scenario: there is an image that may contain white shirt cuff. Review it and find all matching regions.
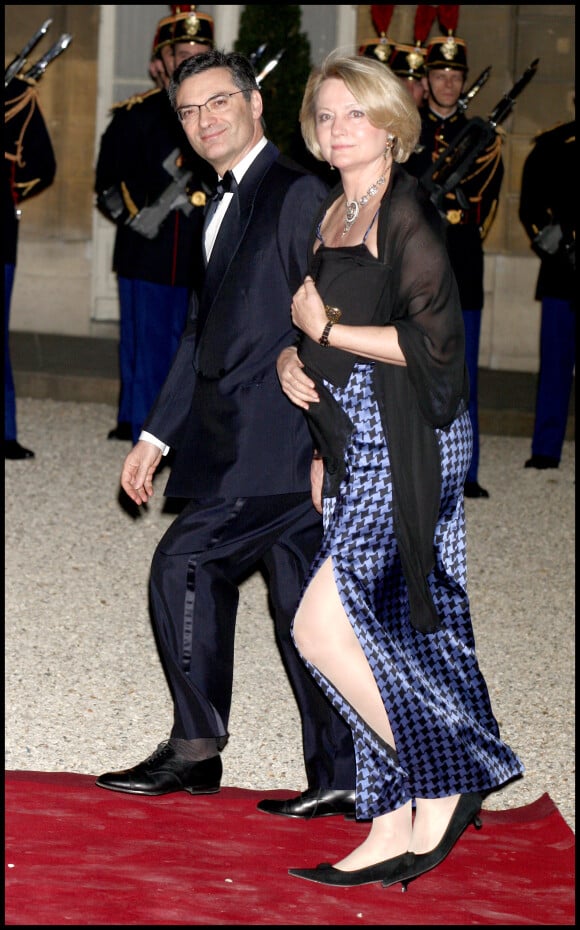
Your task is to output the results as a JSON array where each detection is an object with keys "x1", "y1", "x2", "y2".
[{"x1": 139, "y1": 430, "x2": 170, "y2": 456}]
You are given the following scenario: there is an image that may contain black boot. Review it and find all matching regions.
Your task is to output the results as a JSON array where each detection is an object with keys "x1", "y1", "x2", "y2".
[{"x1": 5, "y1": 440, "x2": 35, "y2": 460}]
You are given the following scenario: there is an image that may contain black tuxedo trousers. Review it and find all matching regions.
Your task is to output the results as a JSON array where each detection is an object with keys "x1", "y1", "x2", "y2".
[{"x1": 149, "y1": 491, "x2": 356, "y2": 790}]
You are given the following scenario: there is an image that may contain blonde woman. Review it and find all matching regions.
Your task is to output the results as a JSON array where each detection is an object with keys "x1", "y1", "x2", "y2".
[{"x1": 277, "y1": 52, "x2": 523, "y2": 890}]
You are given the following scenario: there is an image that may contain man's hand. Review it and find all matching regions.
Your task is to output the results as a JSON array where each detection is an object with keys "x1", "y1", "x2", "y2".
[
  {"x1": 276, "y1": 345, "x2": 319, "y2": 410},
  {"x1": 120, "y1": 440, "x2": 163, "y2": 505}
]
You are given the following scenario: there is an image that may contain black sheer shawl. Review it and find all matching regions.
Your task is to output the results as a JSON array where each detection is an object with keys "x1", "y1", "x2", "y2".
[{"x1": 301, "y1": 165, "x2": 468, "y2": 633}]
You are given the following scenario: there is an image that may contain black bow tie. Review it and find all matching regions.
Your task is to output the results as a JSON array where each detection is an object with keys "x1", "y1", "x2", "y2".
[{"x1": 211, "y1": 170, "x2": 237, "y2": 201}]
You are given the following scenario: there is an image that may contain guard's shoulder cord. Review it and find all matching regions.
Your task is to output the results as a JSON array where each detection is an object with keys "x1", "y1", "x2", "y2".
[{"x1": 110, "y1": 86, "x2": 161, "y2": 113}]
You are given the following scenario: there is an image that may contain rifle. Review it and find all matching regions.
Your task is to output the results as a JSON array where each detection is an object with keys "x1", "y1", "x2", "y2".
[
  {"x1": 457, "y1": 65, "x2": 491, "y2": 112},
  {"x1": 5, "y1": 18, "x2": 52, "y2": 87},
  {"x1": 421, "y1": 58, "x2": 540, "y2": 219},
  {"x1": 127, "y1": 50, "x2": 286, "y2": 240},
  {"x1": 23, "y1": 34, "x2": 73, "y2": 82},
  {"x1": 255, "y1": 49, "x2": 285, "y2": 86},
  {"x1": 128, "y1": 148, "x2": 194, "y2": 239},
  {"x1": 249, "y1": 44, "x2": 267, "y2": 70}
]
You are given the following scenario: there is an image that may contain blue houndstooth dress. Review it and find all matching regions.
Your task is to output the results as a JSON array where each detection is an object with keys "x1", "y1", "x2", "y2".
[{"x1": 295, "y1": 239, "x2": 524, "y2": 821}]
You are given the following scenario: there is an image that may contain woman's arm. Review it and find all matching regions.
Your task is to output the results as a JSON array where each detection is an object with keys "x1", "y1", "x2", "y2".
[{"x1": 291, "y1": 277, "x2": 407, "y2": 367}]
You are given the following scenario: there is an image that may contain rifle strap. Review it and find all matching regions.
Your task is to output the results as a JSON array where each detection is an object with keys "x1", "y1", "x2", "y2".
[
  {"x1": 5, "y1": 81, "x2": 39, "y2": 123},
  {"x1": 120, "y1": 181, "x2": 139, "y2": 219},
  {"x1": 469, "y1": 134, "x2": 502, "y2": 193},
  {"x1": 5, "y1": 83, "x2": 40, "y2": 166}
]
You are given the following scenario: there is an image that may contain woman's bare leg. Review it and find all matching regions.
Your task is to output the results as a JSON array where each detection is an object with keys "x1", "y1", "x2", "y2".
[
  {"x1": 293, "y1": 557, "x2": 412, "y2": 869},
  {"x1": 409, "y1": 795, "x2": 462, "y2": 853}
]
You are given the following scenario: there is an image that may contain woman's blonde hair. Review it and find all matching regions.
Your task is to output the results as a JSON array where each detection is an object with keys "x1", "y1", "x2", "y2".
[{"x1": 300, "y1": 50, "x2": 421, "y2": 164}]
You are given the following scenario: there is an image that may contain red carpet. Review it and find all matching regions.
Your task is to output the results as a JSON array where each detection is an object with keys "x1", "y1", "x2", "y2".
[{"x1": 5, "y1": 771, "x2": 575, "y2": 926}]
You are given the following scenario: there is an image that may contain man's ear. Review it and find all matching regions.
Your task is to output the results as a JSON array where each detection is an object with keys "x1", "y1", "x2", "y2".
[{"x1": 251, "y1": 89, "x2": 264, "y2": 120}]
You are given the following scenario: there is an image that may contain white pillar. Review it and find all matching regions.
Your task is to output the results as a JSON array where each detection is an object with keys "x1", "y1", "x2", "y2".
[
  {"x1": 335, "y1": 4, "x2": 358, "y2": 55},
  {"x1": 212, "y1": 5, "x2": 242, "y2": 52}
]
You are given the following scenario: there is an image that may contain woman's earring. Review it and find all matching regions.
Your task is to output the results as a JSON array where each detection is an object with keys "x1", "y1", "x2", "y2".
[{"x1": 385, "y1": 133, "x2": 396, "y2": 154}]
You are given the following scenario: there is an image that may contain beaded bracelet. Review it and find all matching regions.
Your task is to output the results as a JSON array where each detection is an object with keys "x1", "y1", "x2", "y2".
[{"x1": 319, "y1": 320, "x2": 334, "y2": 347}]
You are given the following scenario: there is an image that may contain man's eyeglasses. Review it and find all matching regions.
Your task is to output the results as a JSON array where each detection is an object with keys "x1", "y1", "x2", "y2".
[{"x1": 177, "y1": 91, "x2": 245, "y2": 123}]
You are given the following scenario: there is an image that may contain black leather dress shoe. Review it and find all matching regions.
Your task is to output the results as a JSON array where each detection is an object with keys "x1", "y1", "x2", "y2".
[
  {"x1": 524, "y1": 455, "x2": 559, "y2": 469},
  {"x1": 464, "y1": 481, "x2": 489, "y2": 498},
  {"x1": 95, "y1": 742, "x2": 222, "y2": 796},
  {"x1": 5, "y1": 440, "x2": 35, "y2": 460},
  {"x1": 256, "y1": 788, "x2": 356, "y2": 819},
  {"x1": 107, "y1": 422, "x2": 132, "y2": 440}
]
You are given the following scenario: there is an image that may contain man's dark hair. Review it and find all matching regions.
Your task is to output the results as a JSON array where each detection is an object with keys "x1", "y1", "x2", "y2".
[{"x1": 168, "y1": 49, "x2": 259, "y2": 110}]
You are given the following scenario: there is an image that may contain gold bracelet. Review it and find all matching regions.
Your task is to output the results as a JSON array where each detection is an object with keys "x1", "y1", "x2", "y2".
[
  {"x1": 324, "y1": 304, "x2": 342, "y2": 323},
  {"x1": 319, "y1": 320, "x2": 334, "y2": 347}
]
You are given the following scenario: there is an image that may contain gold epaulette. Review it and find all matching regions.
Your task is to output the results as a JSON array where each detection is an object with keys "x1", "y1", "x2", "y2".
[{"x1": 110, "y1": 86, "x2": 161, "y2": 113}]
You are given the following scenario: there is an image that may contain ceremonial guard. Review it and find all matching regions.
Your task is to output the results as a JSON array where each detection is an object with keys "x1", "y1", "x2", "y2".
[
  {"x1": 358, "y1": 4, "x2": 396, "y2": 69},
  {"x1": 405, "y1": 18, "x2": 504, "y2": 498},
  {"x1": 5, "y1": 29, "x2": 61, "y2": 460},
  {"x1": 359, "y1": 6, "x2": 426, "y2": 106},
  {"x1": 519, "y1": 116, "x2": 576, "y2": 470},
  {"x1": 95, "y1": 5, "x2": 216, "y2": 443},
  {"x1": 388, "y1": 41, "x2": 427, "y2": 106}
]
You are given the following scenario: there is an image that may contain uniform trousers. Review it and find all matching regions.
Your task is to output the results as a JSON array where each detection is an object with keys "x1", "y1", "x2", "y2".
[
  {"x1": 531, "y1": 296, "x2": 576, "y2": 461},
  {"x1": 117, "y1": 276, "x2": 189, "y2": 443},
  {"x1": 149, "y1": 491, "x2": 356, "y2": 790}
]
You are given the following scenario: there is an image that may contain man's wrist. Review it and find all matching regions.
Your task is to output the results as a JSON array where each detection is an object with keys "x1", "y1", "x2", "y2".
[{"x1": 139, "y1": 430, "x2": 170, "y2": 456}]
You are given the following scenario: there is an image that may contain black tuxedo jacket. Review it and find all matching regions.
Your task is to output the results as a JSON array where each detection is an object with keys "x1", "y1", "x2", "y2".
[{"x1": 144, "y1": 141, "x2": 329, "y2": 498}]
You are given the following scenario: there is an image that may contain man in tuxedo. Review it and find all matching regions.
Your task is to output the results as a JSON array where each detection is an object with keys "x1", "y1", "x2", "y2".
[{"x1": 96, "y1": 49, "x2": 356, "y2": 820}]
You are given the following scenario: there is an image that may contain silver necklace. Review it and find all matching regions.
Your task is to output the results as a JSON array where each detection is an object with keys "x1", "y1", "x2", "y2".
[{"x1": 342, "y1": 174, "x2": 386, "y2": 237}]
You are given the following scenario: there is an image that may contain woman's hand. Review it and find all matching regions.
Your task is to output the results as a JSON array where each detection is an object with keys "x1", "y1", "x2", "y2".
[
  {"x1": 291, "y1": 275, "x2": 327, "y2": 343},
  {"x1": 276, "y1": 346, "x2": 319, "y2": 410}
]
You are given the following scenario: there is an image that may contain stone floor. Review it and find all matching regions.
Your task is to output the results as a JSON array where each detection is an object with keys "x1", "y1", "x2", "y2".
[{"x1": 5, "y1": 396, "x2": 575, "y2": 833}]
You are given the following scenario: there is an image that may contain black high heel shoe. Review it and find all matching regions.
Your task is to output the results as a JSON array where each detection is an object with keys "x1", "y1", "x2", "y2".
[
  {"x1": 383, "y1": 792, "x2": 483, "y2": 891},
  {"x1": 289, "y1": 851, "x2": 416, "y2": 887}
]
